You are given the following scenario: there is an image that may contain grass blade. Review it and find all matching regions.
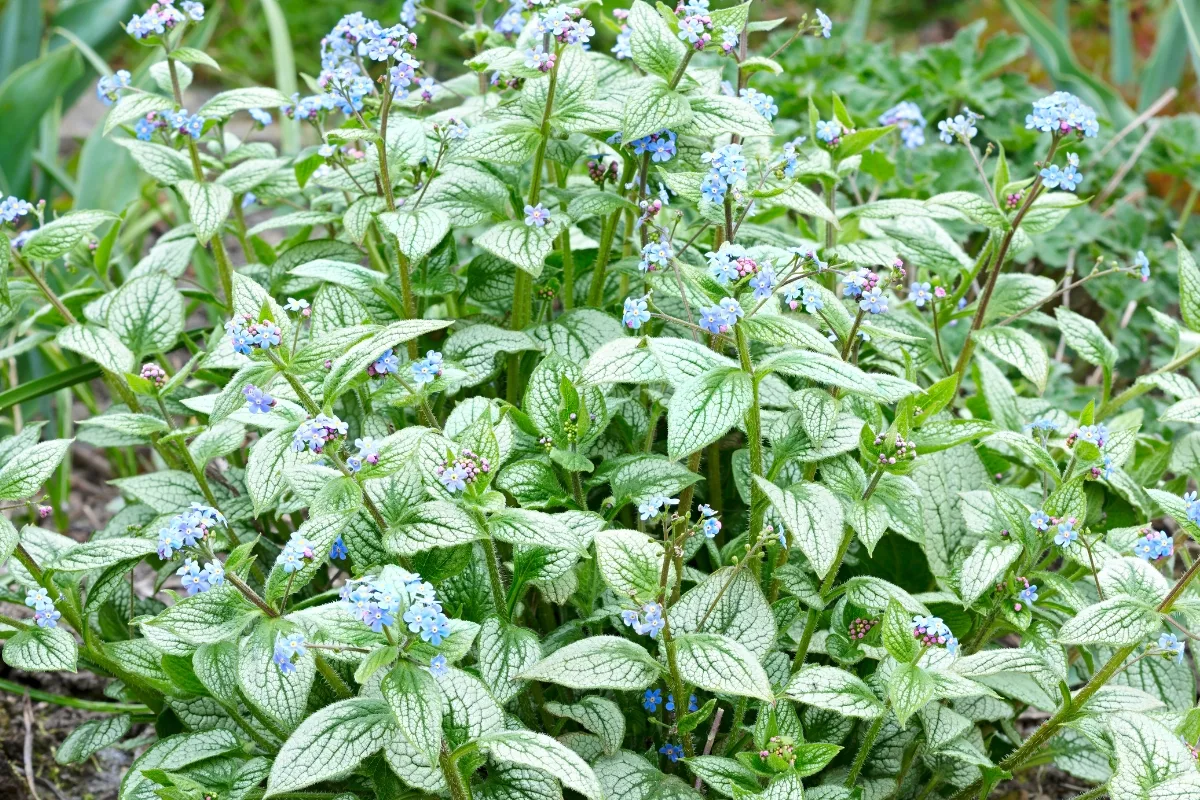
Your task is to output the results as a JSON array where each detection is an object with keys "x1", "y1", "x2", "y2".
[{"x1": 259, "y1": 0, "x2": 299, "y2": 154}]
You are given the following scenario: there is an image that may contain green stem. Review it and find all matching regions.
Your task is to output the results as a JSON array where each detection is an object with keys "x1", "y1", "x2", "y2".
[
  {"x1": 586, "y1": 158, "x2": 637, "y2": 306},
  {"x1": 734, "y1": 326, "x2": 765, "y2": 572},
  {"x1": 1098, "y1": 345, "x2": 1200, "y2": 419},
  {"x1": 482, "y1": 536, "x2": 510, "y2": 622},
  {"x1": 439, "y1": 745, "x2": 473, "y2": 800},
  {"x1": 0, "y1": 677, "x2": 148, "y2": 714},
  {"x1": 845, "y1": 708, "x2": 888, "y2": 786},
  {"x1": 314, "y1": 653, "x2": 354, "y2": 699}
]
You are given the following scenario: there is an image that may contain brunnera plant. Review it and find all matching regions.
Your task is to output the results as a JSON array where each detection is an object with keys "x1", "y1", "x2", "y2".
[{"x1": 0, "y1": 1, "x2": 1199, "y2": 799}]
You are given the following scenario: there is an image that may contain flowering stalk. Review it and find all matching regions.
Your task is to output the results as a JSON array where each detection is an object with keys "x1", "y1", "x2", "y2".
[
  {"x1": 952, "y1": 136, "x2": 1060, "y2": 379},
  {"x1": 587, "y1": 157, "x2": 637, "y2": 306},
  {"x1": 508, "y1": 41, "x2": 562, "y2": 405},
  {"x1": 735, "y1": 325, "x2": 766, "y2": 569},
  {"x1": 165, "y1": 54, "x2": 236, "y2": 310}
]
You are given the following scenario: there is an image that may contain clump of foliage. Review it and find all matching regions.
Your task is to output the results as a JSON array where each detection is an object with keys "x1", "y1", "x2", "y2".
[{"x1": 2, "y1": 2, "x2": 1200, "y2": 800}]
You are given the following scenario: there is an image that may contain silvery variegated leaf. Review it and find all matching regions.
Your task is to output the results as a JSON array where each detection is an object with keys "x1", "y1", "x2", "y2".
[
  {"x1": 594, "y1": 528, "x2": 671, "y2": 602},
  {"x1": 0, "y1": 437, "x2": 72, "y2": 501},
  {"x1": 667, "y1": 365, "x2": 752, "y2": 460},
  {"x1": 669, "y1": 567, "x2": 775, "y2": 658},
  {"x1": 1057, "y1": 596, "x2": 1161, "y2": 647},
  {"x1": 381, "y1": 660, "x2": 443, "y2": 761},
  {"x1": 21, "y1": 210, "x2": 117, "y2": 261},
  {"x1": 178, "y1": 180, "x2": 234, "y2": 241},
  {"x1": 785, "y1": 665, "x2": 885, "y2": 718},
  {"x1": 1108, "y1": 712, "x2": 1200, "y2": 800},
  {"x1": 119, "y1": 730, "x2": 243, "y2": 800},
  {"x1": 55, "y1": 715, "x2": 132, "y2": 764},
  {"x1": 594, "y1": 751, "x2": 702, "y2": 800},
  {"x1": 477, "y1": 730, "x2": 603, "y2": 800},
  {"x1": 2, "y1": 625, "x2": 77, "y2": 672},
  {"x1": 519, "y1": 636, "x2": 661, "y2": 690},
  {"x1": 544, "y1": 697, "x2": 625, "y2": 755},
  {"x1": 264, "y1": 698, "x2": 394, "y2": 796},
  {"x1": 755, "y1": 476, "x2": 844, "y2": 580},
  {"x1": 957, "y1": 539, "x2": 1021, "y2": 605},
  {"x1": 479, "y1": 616, "x2": 542, "y2": 705},
  {"x1": 673, "y1": 632, "x2": 774, "y2": 701}
]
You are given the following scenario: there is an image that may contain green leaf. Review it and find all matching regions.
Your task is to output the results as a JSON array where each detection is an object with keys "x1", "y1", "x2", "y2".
[
  {"x1": 3, "y1": 625, "x2": 77, "y2": 672},
  {"x1": 322, "y1": 319, "x2": 453, "y2": 399},
  {"x1": 56, "y1": 324, "x2": 135, "y2": 375},
  {"x1": 754, "y1": 477, "x2": 844, "y2": 580},
  {"x1": 594, "y1": 528, "x2": 669, "y2": 603},
  {"x1": 837, "y1": 125, "x2": 895, "y2": 158},
  {"x1": 119, "y1": 730, "x2": 243, "y2": 800},
  {"x1": 1174, "y1": 235, "x2": 1200, "y2": 334},
  {"x1": 489, "y1": 508, "x2": 587, "y2": 553},
  {"x1": 264, "y1": 698, "x2": 394, "y2": 797},
  {"x1": 628, "y1": 0, "x2": 686, "y2": 80},
  {"x1": 544, "y1": 697, "x2": 625, "y2": 755},
  {"x1": 667, "y1": 366, "x2": 752, "y2": 460},
  {"x1": 790, "y1": 387, "x2": 838, "y2": 442},
  {"x1": 0, "y1": 438, "x2": 72, "y2": 500},
  {"x1": 958, "y1": 539, "x2": 1022, "y2": 605},
  {"x1": 670, "y1": 566, "x2": 775, "y2": 658},
  {"x1": 1057, "y1": 597, "x2": 1160, "y2": 646},
  {"x1": 1055, "y1": 307, "x2": 1117, "y2": 369},
  {"x1": 621, "y1": 78, "x2": 693, "y2": 142},
  {"x1": 103, "y1": 91, "x2": 174, "y2": 136},
  {"x1": 382, "y1": 661, "x2": 443, "y2": 761},
  {"x1": 756, "y1": 351, "x2": 920, "y2": 403},
  {"x1": 386, "y1": 500, "x2": 484, "y2": 555},
  {"x1": 674, "y1": 632, "x2": 774, "y2": 701},
  {"x1": 975, "y1": 327, "x2": 1048, "y2": 392},
  {"x1": 925, "y1": 191, "x2": 1008, "y2": 228},
  {"x1": 518, "y1": 636, "x2": 661, "y2": 690},
  {"x1": 477, "y1": 730, "x2": 603, "y2": 800},
  {"x1": 199, "y1": 87, "x2": 291, "y2": 118},
  {"x1": 55, "y1": 715, "x2": 131, "y2": 764},
  {"x1": 239, "y1": 623, "x2": 315, "y2": 732},
  {"x1": 685, "y1": 94, "x2": 774, "y2": 138},
  {"x1": 22, "y1": 210, "x2": 116, "y2": 261},
  {"x1": 178, "y1": 180, "x2": 233, "y2": 241},
  {"x1": 684, "y1": 756, "x2": 761, "y2": 797},
  {"x1": 143, "y1": 584, "x2": 258, "y2": 645},
  {"x1": 50, "y1": 537, "x2": 156, "y2": 572},
  {"x1": 478, "y1": 617, "x2": 542, "y2": 705},
  {"x1": 107, "y1": 273, "x2": 185, "y2": 357},
  {"x1": 889, "y1": 662, "x2": 935, "y2": 727},
  {"x1": 1020, "y1": 191, "x2": 1087, "y2": 234},
  {"x1": 456, "y1": 122, "x2": 541, "y2": 165},
  {"x1": 379, "y1": 206, "x2": 451, "y2": 265},
  {"x1": 882, "y1": 599, "x2": 919, "y2": 662},
  {"x1": 265, "y1": 514, "x2": 349, "y2": 602},
  {"x1": 785, "y1": 665, "x2": 884, "y2": 718},
  {"x1": 112, "y1": 139, "x2": 194, "y2": 185},
  {"x1": 594, "y1": 752, "x2": 702, "y2": 800},
  {"x1": 474, "y1": 219, "x2": 555, "y2": 279}
]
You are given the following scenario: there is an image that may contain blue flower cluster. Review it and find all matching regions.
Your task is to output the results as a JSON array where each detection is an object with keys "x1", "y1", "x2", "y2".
[
  {"x1": 176, "y1": 557, "x2": 225, "y2": 595},
  {"x1": 0, "y1": 196, "x2": 33, "y2": 225},
  {"x1": 878, "y1": 101, "x2": 926, "y2": 149},
  {"x1": 273, "y1": 632, "x2": 306, "y2": 675},
  {"x1": 1026, "y1": 91, "x2": 1099, "y2": 138},
  {"x1": 622, "y1": 296, "x2": 651, "y2": 330},
  {"x1": 1184, "y1": 492, "x2": 1200, "y2": 525},
  {"x1": 638, "y1": 494, "x2": 679, "y2": 520},
  {"x1": 436, "y1": 449, "x2": 491, "y2": 493},
  {"x1": 778, "y1": 136, "x2": 806, "y2": 178},
  {"x1": 125, "y1": 0, "x2": 205, "y2": 40},
  {"x1": 340, "y1": 567, "x2": 451, "y2": 643},
  {"x1": 638, "y1": 241, "x2": 672, "y2": 274},
  {"x1": 346, "y1": 437, "x2": 380, "y2": 473},
  {"x1": 368, "y1": 349, "x2": 400, "y2": 378},
  {"x1": 292, "y1": 413, "x2": 348, "y2": 454},
  {"x1": 535, "y1": 5, "x2": 595, "y2": 46},
  {"x1": 412, "y1": 350, "x2": 444, "y2": 385},
  {"x1": 815, "y1": 119, "x2": 846, "y2": 145},
  {"x1": 784, "y1": 282, "x2": 823, "y2": 314},
  {"x1": 700, "y1": 144, "x2": 747, "y2": 204},
  {"x1": 317, "y1": 13, "x2": 422, "y2": 107},
  {"x1": 631, "y1": 130, "x2": 677, "y2": 163},
  {"x1": 937, "y1": 109, "x2": 979, "y2": 144},
  {"x1": 157, "y1": 504, "x2": 227, "y2": 559},
  {"x1": 1069, "y1": 423, "x2": 1108, "y2": 449},
  {"x1": 496, "y1": 0, "x2": 526, "y2": 36},
  {"x1": 739, "y1": 88, "x2": 778, "y2": 121},
  {"x1": 677, "y1": 7, "x2": 713, "y2": 50},
  {"x1": 96, "y1": 70, "x2": 132, "y2": 106},
  {"x1": 280, "y1": 531, "x2": 317, "y2": 574},
  {"x1": 699, "y1": 298, "x2": 743, "y2": 334},
  {"x1": 621, "y1": 602, "x2": 666, "y2": 638},
  {"x1": 24, "y1": 588, "x2": 60, "y2": 629},
  {"x1": 226, "y1": 315, "x2": 282, "y2": 354},
  {"x1": 912, "y1": 615, "x2": 959, "y2": 655},
  {"x1": 1134, "y1": 528, "x2": 1173, "y2": 561},
  {"x1": 1041, "y1": 153, "x2": 1082, "y2": 192},
  {"x1": 697, "y1": 503, "x2": 721, "y2": 539}
]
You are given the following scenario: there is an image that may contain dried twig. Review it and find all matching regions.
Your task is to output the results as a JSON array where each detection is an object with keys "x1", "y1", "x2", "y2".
[{"x1": 23, "y1": 691, "x2": 40, "y2": 800}]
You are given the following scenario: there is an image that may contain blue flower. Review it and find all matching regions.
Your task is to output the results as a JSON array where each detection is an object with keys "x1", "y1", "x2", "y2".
[
  {"x1": 1054, "y1": 519, "x2": 1078, "y2": 547},
  {"x1": 177, "y1": 559, "x2": 210, "y2": 595},
  {"x1": 134, "y1": 117, "x2": 158, "y2": 141},
  {"x1": 1017, "y1": 584, "x2": 1038, "y2": 606},
  {"x1": 815, "y1": 8, "x2": 832, "y2": 37},
  {"x1": 859, "y1": 287, "x2": 889, "y2": 314},
  {"x1": 242, "y1": 192, "x2": 257, "y2": 209},
  {"x1": 411, "y1": 351, "x2": 444, "y2": 385},
  {"x1": 1158, "y1": 632, "x2": 1186, "y2": 665},
  {"x1": 430, "y1": 655, "x2": 449, "y2": 678},
  {"x1": 623, "y1": 296, "x2": 651, "y2": 330},
  {"x1": 659, "y1": 743, "x2": 684, "y2": 762},
  {"x1": 374, "y1": 349, "x2": 400, "y2": 376},
  {"x1": 273, "y1": 641, "x2": 297, "y2": 675},
  {"x1": 702, "y1": 517, "x2": 721, "y2": 538},
  {"x1": 879, "y1": 101, "x2": 926, "y2": 149},
  {"x1": 248, "y1": 107, "x2": 272, "y2": 127},
  {"x1": 665, "y1": 693, "x2": 699, "y2": 712},
  {"x1": 284, "y1": 297, "x2": 309, "y2": 313},
  {"x1": 700, "y1": 174, "x2": 727, "y2": 204},
  {"x1": 279, "y1": 633, "x2": 307, "y2": 658},
  {"x1": 34, "y1": 607, "x2": 61, "y2": 628},
  {"x1": 24, "y1": 588, "x2": 52, "y2": 610},
  {"x1": 908, "y1": 282, "x2": 933, "y2": 307},
  {"x1": 200, "y1": 561, "x2": 224, "y2": 587},
  {"x1": 524, "y1": 203, "x2": 550, "y2": 227},
  {"x1": 420, "y1": 614, "x2": 451, "y2": 645},
  {"x1": 699, "y1": 306, "x2": 729, "y2": 334},
  {"x1": 440, "y1": 465, "x2": 467, "y2": 493},
  {"x1": 639, "y1": 241, "x2": 672, "y2": 272},
  {"x1": 1025, "y1": 418, "x2": 1059, "y2": 433},
  {"x1": 643, "y1": 688, "x2": 662, "y2": 712},
  {"x1": 720, "y1": 297, "x2": 744, "y2": 323},
  {"x1": 816, "y1": 119, "x2": 842, "y2": 144},
  {"x1": 1029, "y1": 510, "x2": 1050, "y2": 531},
  {"x1": 330, "y1": 536, "x2": 348, "y2": 561},
  {"x1": 937, "y1": 110, "x2": 979, "y2": 144},
  {"x1": 631, "y1": 130, "x2": 677, "y2": 163},
  {"x1": 0, "y1": 196, "x2": 34, "y2": 224},
  {"x1": 243, "y1": 385, "x2": 275, "y2": 414},
  {"x1": 1135, "y1": 250, "x2": 1150, "y2": 282},
  {"x1": 253, "y1": 321, "x2": 281, "y2": 348},
  {"x1": 1134, "y1": 529, "x2": 1173, "y2": 562},
  {"x1": 96, "y1": 70, "x2": 132, "y2": 105},
  {"x1": 749, "y1": 267, "x2": 776, "y2": 300}
]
